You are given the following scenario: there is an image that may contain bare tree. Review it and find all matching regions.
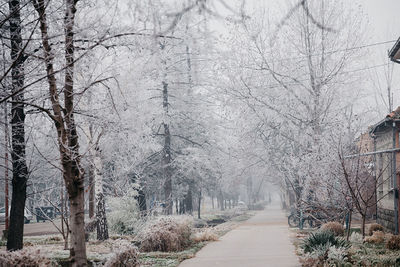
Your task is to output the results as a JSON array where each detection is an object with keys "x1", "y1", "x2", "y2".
[
  {"x1": 33, "y1": 0, "x2": 87, "y2": 264},
  {"x1": 339, "y1": 151, "x2": 386, "y2": 237}
]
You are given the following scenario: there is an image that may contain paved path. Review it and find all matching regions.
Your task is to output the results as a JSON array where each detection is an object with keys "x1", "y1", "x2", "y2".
[
  {"x1": 180, "y1": 205, "x2": 300, "y2": 267},
  {"x1": 0, "y1": 220, "x2": 61, "y2": 236}
]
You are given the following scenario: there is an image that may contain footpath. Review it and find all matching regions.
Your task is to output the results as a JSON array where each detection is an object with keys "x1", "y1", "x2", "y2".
[{"x1": 179, "y1": 204, "x2": 300, "y2": 267}]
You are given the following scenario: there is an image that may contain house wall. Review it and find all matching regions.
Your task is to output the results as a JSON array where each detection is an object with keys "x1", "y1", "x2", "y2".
[
  {"x1": 375, "y1": 129, "x2": 394, "y2": 210},
  {"x1": 356, "y1": 133, "x2": 377, "y2": 217},
  {"x1": 375, "y1": 128, "x2": 397, "y2": 231}
]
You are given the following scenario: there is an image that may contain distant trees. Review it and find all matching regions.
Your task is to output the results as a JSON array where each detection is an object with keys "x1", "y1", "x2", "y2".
[{"x1": 217, "y1": 0, "x2": 367, "y2": 215}]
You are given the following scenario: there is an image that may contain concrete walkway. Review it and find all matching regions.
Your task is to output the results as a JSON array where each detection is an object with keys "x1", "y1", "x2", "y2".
[{"x1": 180, "y1": 205, "x2": 300, "y2": 267}]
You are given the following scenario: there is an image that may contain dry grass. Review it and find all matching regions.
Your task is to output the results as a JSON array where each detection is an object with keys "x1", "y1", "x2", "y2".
[
  {"x1": 368, "y1": 223, "x2": 384, "y2": 236},
  {"x1": 105, "y1": 245, "x2": 139, "y2": 267},
  {"x1": 386, "y1": 235, "x2": 400, "y2": 250},
  {"x1": 139, "y1": 216, "x2": 192, "y2": 252},
  {"x1": 192, "y1": 229, "x2": 218, "y2": 243},
  {"x1": 364, "y1": 230, "x2": 385, "y2": 244},
  {"x1": 320, "y1": 222, "x2": 344, "y2": 236},
  {"x1": 0, "y1": 248, "x2": 52, "y2": 267}
]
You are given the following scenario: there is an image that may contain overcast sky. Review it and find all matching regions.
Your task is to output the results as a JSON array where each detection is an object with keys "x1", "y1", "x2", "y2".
[
  {"x1": 361, "y1": 0, "x2": 400, "y2": 116},
  {"x1": 363, "y1": 0, "x2": 400, "y2": 43}
]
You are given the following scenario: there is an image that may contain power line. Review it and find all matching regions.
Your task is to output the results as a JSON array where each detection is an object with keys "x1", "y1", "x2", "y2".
[{"x1": 246, "y1": 63, "x2": 390, "y2": 90}]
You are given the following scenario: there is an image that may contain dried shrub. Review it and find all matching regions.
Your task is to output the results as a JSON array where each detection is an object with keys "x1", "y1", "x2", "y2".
[
  {"x1": 368, "y1": 223, "x2": 384, "y2": 236},
  {"x1": 364, "y1": 231, "x2": 385, "y2": 244},
  {"x1": 105, "y1": 241, "x2": 139, "y2": 267},
  {"x1": 386, "y1": 235, "x2": 400, "y2": 250},
  {"x1": 0, "y1": 248, "x2": 52, "y2": 267},
  {"x1": 321, "y1": 222, "x2": 344, "y2": 236},
  {"x1": 139, "y1": 216, "x2": 192, "y2": 252},
  {"x1": 192, "y1": 229, "x2": 218, "y2": 243}
]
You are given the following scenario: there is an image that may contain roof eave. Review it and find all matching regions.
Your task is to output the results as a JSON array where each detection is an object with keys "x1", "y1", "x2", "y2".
[{"x1": 389, "y1": 37, "x2": 400, "y2": 61}]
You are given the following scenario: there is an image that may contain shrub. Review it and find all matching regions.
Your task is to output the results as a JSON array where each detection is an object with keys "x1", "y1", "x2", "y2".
[
  {"x1": 349, "y1": 232, "x2": 363, "y2": 243},
  {"x1": 299, "y1": 256, "x2": 322, "y2": 267},
  {"x1": 139, "y1": 216, "x2": 192, "y2": 252},
  {"x1": 321, "y1": 222, "x2": 344, "y2": 236},
  {"x1": 105, "y1": 240, "x2": 139, "y2": 267},
  {"x1": 368, "y1": 223, "x2": 384, "y2": 236},
  {"x1": 193, "y1": 229, "x2": 218, "y2": 243},
  {"x1": 386, "y1": 235, "x2": 400, "y2": 250},
  {"x1": 327, "y1": 246, "x2": 348, "y2": 262},
  {"x1": 108, "y1": 189, "x2": 142, "y2": 235},
  {"x1": 364, "y1": 231, "x2": 385, "y2": 244},
  {"x1": 302, "y1": 230, "x2": 350, "y2": 254},
  {"x1": 0, "y1": 248, "x2": 52, "y2": 267}
]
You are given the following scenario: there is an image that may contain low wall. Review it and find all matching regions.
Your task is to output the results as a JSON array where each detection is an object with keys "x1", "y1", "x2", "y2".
[{"x1": 377, "y1": 208, "x2": 395, "y2": 232}]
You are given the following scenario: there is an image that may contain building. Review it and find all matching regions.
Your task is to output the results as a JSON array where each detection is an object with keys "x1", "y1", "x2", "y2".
[
  {"x1": 389, "y1": 37, "x2": 400, "y2": 63},
  {"x1": 370, "y1": 106, "x2": 400, "y2": 233}
]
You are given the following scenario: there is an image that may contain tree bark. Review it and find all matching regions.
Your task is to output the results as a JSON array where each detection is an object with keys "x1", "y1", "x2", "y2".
[
  {"x1": 184, "y1": 186, "x2": 193, "y2": 214},
  {"x1": 7, "y1": 0, "x2": 28, "y2": 251},
  {"x1": 346, "y1": 210, "x2": 352, "y2": 241},
  {"x1": 137, "y1": 186, "x2": 147, "y2": 214},
  {"x1": 361, "y1": 213, "x2": 366, "y2": 238},
  {"x1": 94, "y1": 149, "x2": 108, "y2": 241},
  {"x1": 4, "y1": 103, "x2": 9, "y2": 231},
  {"x1": 179, "y1": 199, "x2": 185, "y2": 214},
  {"x1": 88, "y1": 164, "x2": 95, "y2": 219},
  {"x1": 69, "y1": 183, "x2": 86, "y2": 266},
  {"x1": 197, "y1": 190, "x2": 201, "y2": 219},
  {"x1": 219, "y1": 190, "x2": 224, "y2": 211}
]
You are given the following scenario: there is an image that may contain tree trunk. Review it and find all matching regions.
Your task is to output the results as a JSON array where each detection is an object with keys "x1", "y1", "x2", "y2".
[
  {"x1": 361, "y1": 213, "x2": 366, "y2": 237},
  {"x1": 185, "y1": 186, "x2": 193, "y2": 214},
  {"x1": 4, "y1": 103, "x2": 9, "y2": 232},
  {"x1": 94, "y1": 149, "x2": 108, "y2": 241},
  {"x1": 60, "y1": 179, "x2": 69, "y2": 250},
  {"x1": 346, "y1": 210, "x2": 352, "y2": 241},
  {"x1": 197, "y1": 190, "x2": 201, "y2": 219},
  {"x1": 7, "y1": 0, "x2": 28, "y2": 252},
  {"x1": 219, "y1": 191, "x2": 224, "y2": 211},
  {"x1": 96, "y1": 193, "x2": 108, "y2": 241},
  {"x1": 88, "y1": 164, "x2": 95, "y2": 219},
  {"x1": 163, "y1": 119, "x2": 172, "y2": 215},
  {"x1": 179, "y1": 199, "x2": 185, "y2": 214},
  {"x1": 211, "y1": 196, "x2": 214, "y2": 209},
  {"x1": 138, "y1": 187, "x2": 147, "y2": 214},
  {"x1": 69, "y1": 185, "x2": 86, "y2": 266}
]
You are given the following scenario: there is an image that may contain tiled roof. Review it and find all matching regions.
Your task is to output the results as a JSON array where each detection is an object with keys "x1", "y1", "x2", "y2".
[{"x1": 386, "y1": 106, "x2": 400, "y2": 119}]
